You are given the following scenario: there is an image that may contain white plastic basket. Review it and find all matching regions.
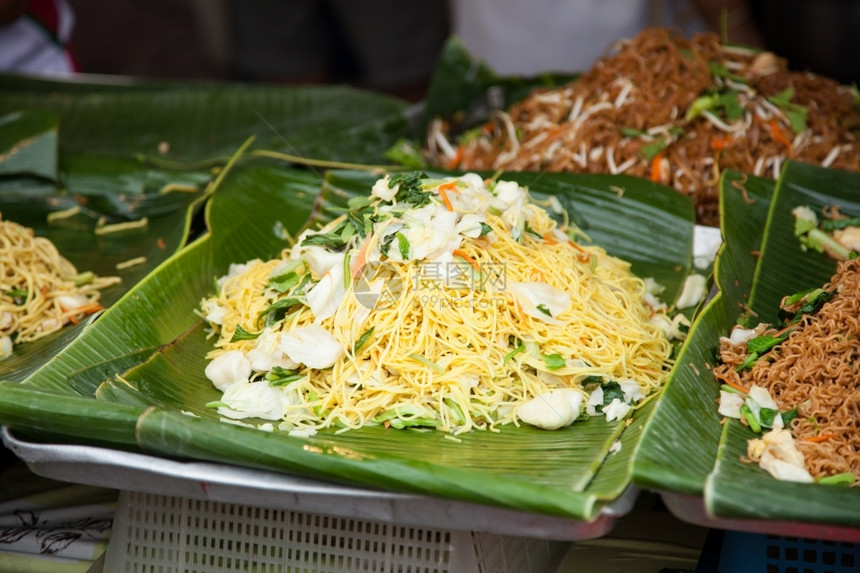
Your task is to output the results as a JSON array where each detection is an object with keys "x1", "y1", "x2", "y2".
[{"x1": 104, "y1": 491, "x2": 570, "y2": 572}]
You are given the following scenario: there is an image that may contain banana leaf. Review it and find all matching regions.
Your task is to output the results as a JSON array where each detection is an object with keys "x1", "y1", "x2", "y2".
[
  {"x1": 631, "y1": 170, "x2": 775, "y2": 495},
  {"x1": 0, "y1": 110, "x2": 57, "y2": 180},
  {"x1": 1, "y1": 164, "x2": 694, "y2": 521},
  {"x1": 705, "y1": 161, "x2": 860, "y2": 525},
  {"x1": 0, "y1": 79, "x2": 410, "y2": 164},
  {"x1": 0, "y1": 117, "x2": 208, "y2": 382},
  {"x1": 418, "y1": 38, "x2": 577, "y2": 137}
]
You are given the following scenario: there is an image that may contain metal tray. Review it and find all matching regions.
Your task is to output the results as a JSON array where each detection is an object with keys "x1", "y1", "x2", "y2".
[
  {"x1": 660, "y1": 491, "x2": 860, "y2": 543},
  {"x1": 2, "y1": 427, "x2": 634, "y2": 541}
]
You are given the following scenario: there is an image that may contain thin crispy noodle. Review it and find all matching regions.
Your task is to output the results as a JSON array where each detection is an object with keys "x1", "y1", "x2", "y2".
[
  {"x1": 428, "y1": 28, "x2": 860, "y2": 226},
  {"x1": 714, "y1": 259, "x2": 860, "y2": 481}
]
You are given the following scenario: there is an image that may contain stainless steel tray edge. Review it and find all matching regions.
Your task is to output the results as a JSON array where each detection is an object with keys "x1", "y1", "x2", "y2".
[
  {"x1": 660, "y1": 491, "x2": 860, "y2": 543},
  {"x1": 2, "y1": 427, "x2": 634, "y2": 541}
]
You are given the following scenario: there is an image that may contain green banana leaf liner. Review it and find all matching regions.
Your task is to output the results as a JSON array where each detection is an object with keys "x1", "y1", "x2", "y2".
[
  {"x1": 416, "y1": 38, "x2": 577, "y2": 137},
  {"x1": 0, "y1": 75, "x2": 410, "y2": 164},
  {"x1": 0, "y1": 109, "x2": 207, "y2": 381},
  {"x1": 705, "y1": 161, "x2": 860, "y2": 526},
  {"x1": 632, "y1": 169, "x2": 776, "y2": 495},
  {"x1": 2, "y1": 162, "x2": 694, "y2": 522}
]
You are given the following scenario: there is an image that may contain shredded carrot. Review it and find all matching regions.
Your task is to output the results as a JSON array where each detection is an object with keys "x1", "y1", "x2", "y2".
[
  {"x1": 568, "y1": 240, "x2": 591, "y2": 264},
  {"x1": 542, "y1": 232, "x2": 557, "y2": 245},
  {"x1": 515, "y1": 298, "x2": 527, "y2": 323},
  {"x1": 773, "y1": 323, "x2": 796, "y2": 337},
  {"x1": 437, "y1": 182, "x2": 459, "y2": 211},
  {"x1": 769, "y1": 120, "x2": 794, "y2": 157},
  {"x1": 66, "y1": 303, "x2": 104, "y2": 325},
  {"x1": 804, "y1": 433, "x2": 835, "y2": 443},
  {"x1": 452, "y1": 248, "x2": 479, "y2": 270},
  {"x1": 650, "y1": 151, "x2": 665, "y2": 182},
  {"x1": 714, "y1": 372, "x2": 749, "y2": 394},
  {"x1": 351, "y1": 235, "x2": 373, "y2": 279},
  {"x1": 157, "y1": 237, "x2": 166, "y2": 250},
  {"x1": 710, "y1": 135, "x2": 732, "y2": 151},
  {"x1": 445, "y1": 147, "x2": 464, "y2": 170}
]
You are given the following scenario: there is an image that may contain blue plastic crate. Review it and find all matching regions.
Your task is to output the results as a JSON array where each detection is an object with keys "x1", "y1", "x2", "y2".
[{"x1": 717, "y1": 531, "x2": 860, "y2": 573}]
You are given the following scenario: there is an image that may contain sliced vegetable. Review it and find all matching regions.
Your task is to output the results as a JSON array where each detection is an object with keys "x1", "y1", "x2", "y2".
[{"x1": 541, "y1": 353, "x2": 566, "y2": 370}]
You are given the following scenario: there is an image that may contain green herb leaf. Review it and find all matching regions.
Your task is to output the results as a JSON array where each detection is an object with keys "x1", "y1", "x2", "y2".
[
  {"x1": 265, "y1": 366, "x2": 304, "y2": 386},
  {"x1": 267, "y1": 271, "x2": 300, "y2": 293},
  {"x1": 797, "y1": 289, "x2": 835, "y2": 315},
  {"x1": 230, "y1": 325, "x2": 260, "y2": 343},
  {"x1": 602, "y1": 381, "x2": 625, "y2": 403},
  {"x1": 265, "y1": 366, "x2": 298, "y2": 380},
  {"x1": 444, "y1": 397, "x2": 467, "y2": 425},
  {"x1": 740, "y1": 403, "x2": 762, "y2": 433},
  {"x1": 346, "y1": 204, "x2": 380, "y2": 240},
  {"x1": 715, "y1": 91, "x2": 744, "y2": 121},
  {"x1": 384, "y1": 138, "x2": 427, "y2": 169},
  {"x1": 817, "y1": 472, "x2": 855, "y2": 486},
  {"x1": 301, "y1": 232, "x2": 347, "y2": 250},
  {"x1": 709, "y1": 62, "x2": 746, "y2": 83},
  {"x1": 378, "y1": 232, "x2": 396, "y2": 257},
  {"x1": 502, "y1": 344, "x2": 525, "y2": 364},
  {"x1": 353, "y1": 327, "x2": 374, "y2": 354},
  {"x1": 347, "y1": 195, "x2": 375, "y2": 210},
  {"x1": 409, "y1": 352, "x2": 445, "y2": 372},
  {"x1": 581, "y1": 375, "x2": 604, "y2": 387},
  {"x1": 5, "y1": 288, "x2": 28, "y2": 299},
  {"x1": 391, "y1": 172, "x2": 432, "y2": 207},
  {"x1": 267, "y1": 372, "x2": 304, "y2": 387},
  {"x1": 639, "y1": 139, "x2": 668, "y2": 161},
  {"x1": 258, "y1": 296, "x2": 303, "y2": 327},
  {"x1": 387, "y1": 416, "x2": 439, "y2": 429},
  {"x1": 523, "y1": 220, "x2": 543, "y2": 239},
  {"x1": 821, "y1": 217, "x2": 860, "y2": 231},
  {"x1": 542, "y1": 353, "x2": 566, "y2": 370},
  {"x1": 686, "y1": 94, "x2": 717, "y2": 121},
  {"x1": 767, "y1": 87, "x2": 808, "y2": 133},
  {"x1": 781, "y1": 406, "x2": 798, "y2": 426},
  {"x1": 783, "y1": 287, "x2": 820, "y2": 306},
  {"x1": 73, "y1": 272, "x2": 94, "y2": 287},
  {"x1": 736, "y1": 351, "x2": 760, "y2": 372},
  {"x1": 785, "y1": 110, "x2": 807, "y2": 134},
  {"x1": 479, "y1": 222, "x2": 493, "y2": 236},
  {"x1": 758, "y1": 407, "x2": 778, "y2": 428},
  {"x1": 536, "y1": 303, "x2": 552, "y2": 317},
  {"x1": 746, "y1": 333, "x2": 788, "y2": 355},
  {"x1": 396, "y1": 231, "x2": 410, "y2": 260},
  {"x1": 779, "y1": 288, "x2": 835, "y2": 324}
]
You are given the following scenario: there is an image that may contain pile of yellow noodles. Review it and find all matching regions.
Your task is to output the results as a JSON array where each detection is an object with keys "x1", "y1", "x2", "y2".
[
  {"x1": 205, "y1": 193, "x2": 674, "y2": 434},
  {"x1": 0, "y1": 213, "x2": 119, "y2": 347}
]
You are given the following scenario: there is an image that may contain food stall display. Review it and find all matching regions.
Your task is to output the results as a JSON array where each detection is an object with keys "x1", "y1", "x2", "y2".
[{"x1": 2, "y1": 27, "x2": 860, "y2": 571}]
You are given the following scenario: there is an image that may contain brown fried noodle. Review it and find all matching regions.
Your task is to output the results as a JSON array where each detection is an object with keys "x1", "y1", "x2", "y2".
[
  {"x1": 714, "y1": 259, "x2": 860, "y2": 481},
  {"x1": 427, "y1": 28, "x2": 860, "y2": 226}
]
